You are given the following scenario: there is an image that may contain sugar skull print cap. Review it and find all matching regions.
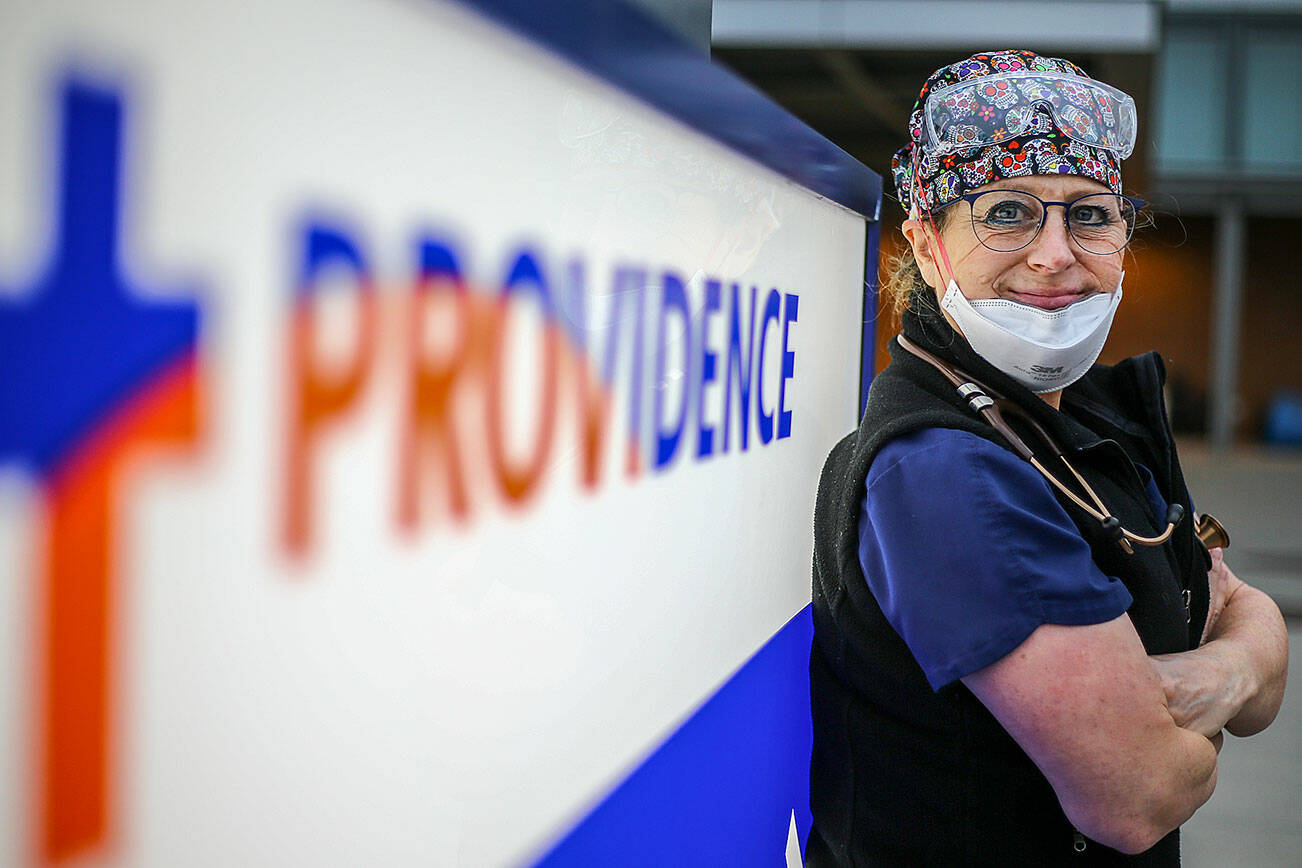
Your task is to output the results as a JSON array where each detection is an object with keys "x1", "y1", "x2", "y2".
[{"x1": 891, "y1": 50, "x2": 1133, "y2": 214}]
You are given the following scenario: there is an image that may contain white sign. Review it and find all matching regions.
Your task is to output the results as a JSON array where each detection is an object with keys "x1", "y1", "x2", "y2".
[{"x1": 0, "y1": 1, "x2": 875, "y2": 865}]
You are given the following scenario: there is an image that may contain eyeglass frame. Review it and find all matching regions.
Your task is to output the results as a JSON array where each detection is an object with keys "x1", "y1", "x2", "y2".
[{"x1": 941, "y1": 190, "x2": 1147, "y2": 255}]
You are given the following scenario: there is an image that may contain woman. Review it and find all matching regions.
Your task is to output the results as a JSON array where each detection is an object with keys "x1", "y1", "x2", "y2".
[{"x1": 808, "y1": 51, "x2": 1288, "y2": 865}]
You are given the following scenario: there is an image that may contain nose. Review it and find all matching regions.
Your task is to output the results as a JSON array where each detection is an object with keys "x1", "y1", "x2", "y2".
[{"x1": 1025, "y1": 206, "x2": 1077, "y2": 272}]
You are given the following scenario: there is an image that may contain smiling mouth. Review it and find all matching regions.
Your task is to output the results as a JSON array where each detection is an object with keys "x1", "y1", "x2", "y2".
[{"x1": 1005, "y1": 289, "x2": 1096, "y2": 310}]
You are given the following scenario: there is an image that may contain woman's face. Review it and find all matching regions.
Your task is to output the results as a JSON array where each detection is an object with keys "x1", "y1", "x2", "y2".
[{"x1": 904, "y1": 174, "x2": 1125, "y2": 311}]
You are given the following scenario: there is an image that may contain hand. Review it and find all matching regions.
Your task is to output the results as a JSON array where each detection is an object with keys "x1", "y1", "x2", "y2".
[
  {"x1": 1156, "y1": 554, "x2": 1287, "y2": 739},
  {"x1": 1201, "y1": 547, "x2": 1240, "y2": 646},
  {"x1": 1151, "y1": 548, "x2": 1243, "y2": 737},
  {"x1": 1148, "y1": 648, "x2": 1244, "y2": 739}
]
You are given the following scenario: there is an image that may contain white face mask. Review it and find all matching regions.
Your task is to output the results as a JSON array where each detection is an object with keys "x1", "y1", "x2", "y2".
[{"x1": 940, "y1": 274, "x2": 1124, "y2": 393}]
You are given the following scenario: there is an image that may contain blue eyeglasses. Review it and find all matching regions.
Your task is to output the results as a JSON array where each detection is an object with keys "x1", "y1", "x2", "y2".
[{"x1": 951, "y1": 190, "x2": 1145, "y2": 255}]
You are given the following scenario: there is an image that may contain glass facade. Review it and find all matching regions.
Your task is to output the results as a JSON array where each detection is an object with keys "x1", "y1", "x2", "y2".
[
  {"x1": 1155, "y1": 18, "x2": 1302, "y2": 176},
  {"x1": 1155, "y1": 29, "x2": 1229, "y2": 168},
  {"x1": 1243, "y1": 29, "x2": 1302, "y2": 170}
]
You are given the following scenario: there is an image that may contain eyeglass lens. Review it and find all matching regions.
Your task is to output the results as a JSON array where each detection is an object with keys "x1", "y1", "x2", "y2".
[{"x1": 968, "y1": 191, "x2": 1136, "y2": 254}]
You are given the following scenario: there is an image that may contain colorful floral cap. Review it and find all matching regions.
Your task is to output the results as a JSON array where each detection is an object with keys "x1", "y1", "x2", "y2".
[{"x1": 891, "y1": 50, "x2": 1125, "y2": 214}]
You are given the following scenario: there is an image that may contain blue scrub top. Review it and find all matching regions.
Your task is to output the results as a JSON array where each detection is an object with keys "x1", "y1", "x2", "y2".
[{"x1": 857, "y1": 427, "x2": 1172, "y2": 690}]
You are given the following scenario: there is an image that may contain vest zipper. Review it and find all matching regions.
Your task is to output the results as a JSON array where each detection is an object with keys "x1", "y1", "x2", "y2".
[{"x1": 1072, "y1": 829, "x2": 1088, "y2": 854}]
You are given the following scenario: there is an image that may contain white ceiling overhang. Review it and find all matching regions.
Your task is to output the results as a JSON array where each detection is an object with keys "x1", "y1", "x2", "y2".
[{"x1": 713, "y1": 0, "x2": 1162, "y2": 52}]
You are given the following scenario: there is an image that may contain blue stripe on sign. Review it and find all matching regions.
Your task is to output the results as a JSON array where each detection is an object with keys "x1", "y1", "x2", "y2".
[
  {"x1": 530, "y1": 605, "x2": 815, "y2": 868},
  {"x1": 450, "y1": 0, "x2": 881, "y2": 220},
  {"x1": 860, "y1": 219, "x2": 882, "y2": 419}
]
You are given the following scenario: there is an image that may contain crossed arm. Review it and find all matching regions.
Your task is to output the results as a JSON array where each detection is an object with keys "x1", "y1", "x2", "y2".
[{"x1": 961, "y1": 550, "x2": 1288, "y2": 855}]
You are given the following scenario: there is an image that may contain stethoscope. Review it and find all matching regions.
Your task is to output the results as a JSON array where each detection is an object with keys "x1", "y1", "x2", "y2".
[{"x1": 897, "y1": 333, "x2": 1230, "y2": 556}]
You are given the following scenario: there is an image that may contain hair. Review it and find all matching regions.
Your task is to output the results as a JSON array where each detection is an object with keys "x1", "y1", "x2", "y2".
[
  {"x1": 880, "y1": 243, "x2": 930, "y2": 320},
  {"x1": 879, "y1": 207, "x2": 957, "y2": 319}
]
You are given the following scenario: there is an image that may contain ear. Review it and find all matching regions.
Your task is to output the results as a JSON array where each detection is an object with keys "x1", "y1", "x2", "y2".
[{"x1": 901, "y1": 218, "x2": 944, "y2": 290}]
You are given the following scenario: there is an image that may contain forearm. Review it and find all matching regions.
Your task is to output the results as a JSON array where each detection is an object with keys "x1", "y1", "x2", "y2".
[
  {"x1": 1205, "y1": 582, "x2": 1289, "y2": 736},
  {"x1": 1061, "y1": 719, "x2": 1218, "y2": 854},
  {"x1": 966, "y1": 617, "x2": 1224, "y2": 854}
]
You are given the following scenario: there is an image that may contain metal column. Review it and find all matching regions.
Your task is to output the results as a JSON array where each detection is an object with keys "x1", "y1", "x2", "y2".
[{"x1": 1209, "y1": 196, "x2": 1246, "y2": 449}]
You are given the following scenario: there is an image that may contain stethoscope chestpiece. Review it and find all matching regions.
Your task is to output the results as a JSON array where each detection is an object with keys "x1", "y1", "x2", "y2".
[{"x1": 1195, "y1": 512, "x2": 1230, "y2": 551}]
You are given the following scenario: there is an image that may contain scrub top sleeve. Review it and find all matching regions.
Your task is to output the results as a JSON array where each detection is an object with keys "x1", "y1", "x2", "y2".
[{"x1": 858, "y1": 427, "x2": 1133, "y2": 690}]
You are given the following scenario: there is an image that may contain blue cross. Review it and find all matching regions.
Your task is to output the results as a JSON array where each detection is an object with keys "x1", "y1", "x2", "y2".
[{"x1": 0, "y1": 77, "x2": 201, "y2": 479}]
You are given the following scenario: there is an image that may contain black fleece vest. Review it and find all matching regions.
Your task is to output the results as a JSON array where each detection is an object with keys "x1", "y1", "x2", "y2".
[{"x1": 807, "y1": 304, "x2": 1211, "y2": 866}]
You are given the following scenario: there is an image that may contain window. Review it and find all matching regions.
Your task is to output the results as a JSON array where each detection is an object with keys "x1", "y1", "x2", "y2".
[{"x1": 1154, "y1": 18, "x2": 1302, "y2": 176}]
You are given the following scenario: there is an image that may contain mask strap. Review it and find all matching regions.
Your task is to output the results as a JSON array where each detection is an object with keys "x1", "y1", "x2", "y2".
[{"x1": 911, "y1": 147, "x2": 957, "y2": 289}]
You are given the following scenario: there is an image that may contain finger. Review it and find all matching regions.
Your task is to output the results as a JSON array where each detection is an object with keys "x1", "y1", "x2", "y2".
[{"x1": 1210, "y1": 731, "x2": 1224, "y2": 754}]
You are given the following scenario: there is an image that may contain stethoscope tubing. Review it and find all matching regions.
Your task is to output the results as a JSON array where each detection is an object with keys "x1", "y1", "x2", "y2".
[{"x1": 896, "y1": 334, "x2": 1182, "y2": 554}]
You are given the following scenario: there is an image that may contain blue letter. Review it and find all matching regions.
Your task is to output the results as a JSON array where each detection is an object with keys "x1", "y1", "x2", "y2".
[
  {"x1": 560, "y1": 258, "x2": 587, "y2": 352},
  {"x1": 695, "y1": 278, "x2": 721, "y2": 458},
  {"x1": 778, "y1": 292, "x2": 798, "y2": 439},
  {"x1": 417, "y1": 236, "x2": 462, "y2": 287},
  {"x1": 723, "y1": 284, "x2": 756, "y2": 453},
  {"x1": 299, "y1": 223, "x2": 369, "y2": 300},
  {"x1": 608, "y1": 267, "x2": 647, "y2": 457},
  {"x1": 503, "y1": 248, "x2": 553, "y2": 315},
  {"x1": 756, "y1": 287, "x2": 781, "y2": 445},
  {"x1": 654, "y1": 271, "x2": 691, "y2": 470}
]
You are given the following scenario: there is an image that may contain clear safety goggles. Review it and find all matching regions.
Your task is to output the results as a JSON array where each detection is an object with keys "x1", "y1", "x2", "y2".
[{"x1": 922, "y1": 71, "x2": 1137, "y2": 159}]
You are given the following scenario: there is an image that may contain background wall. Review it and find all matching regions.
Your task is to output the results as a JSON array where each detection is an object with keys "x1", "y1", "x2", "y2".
[{"x1": 869, "y1": 210, "x2": 1301, "y2": 440}]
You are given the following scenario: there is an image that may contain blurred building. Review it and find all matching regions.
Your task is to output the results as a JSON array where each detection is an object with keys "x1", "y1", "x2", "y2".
[{"x1": 708, "y1": 0, "x2": 1302, "y2": 446}]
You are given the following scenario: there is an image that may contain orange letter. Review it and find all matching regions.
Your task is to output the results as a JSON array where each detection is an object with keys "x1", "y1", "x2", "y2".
[
  {"x1": 283, "y1": 223, "x2": 376, "y2": 557},
  {"x1": 486, "y1": 250, "x2": 558, "y2": 504},
  {"x1": 397, "y1": 238, "x2": 473, "y2": 530}
]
